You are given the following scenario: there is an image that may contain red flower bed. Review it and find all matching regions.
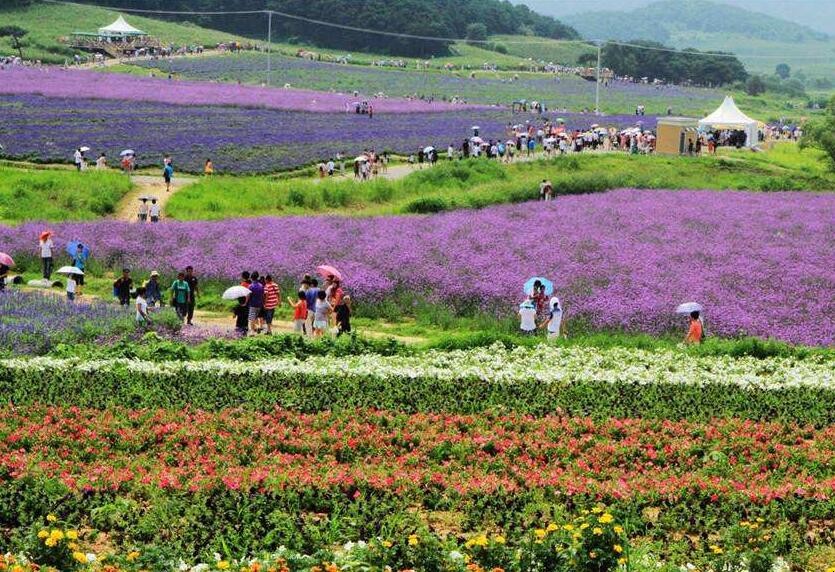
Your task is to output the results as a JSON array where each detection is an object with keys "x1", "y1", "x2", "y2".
[{"x1": 2, "y1": 407, "x2": 834, "y2": 503}]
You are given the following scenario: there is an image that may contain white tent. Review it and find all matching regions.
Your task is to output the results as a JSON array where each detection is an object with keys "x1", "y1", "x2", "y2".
[
  {"x1": 699, "y1": 96, "x2": 759, "y2": 148},
  {"x1": 98, "y1": 16, "x2": 146, "y2": 37}
]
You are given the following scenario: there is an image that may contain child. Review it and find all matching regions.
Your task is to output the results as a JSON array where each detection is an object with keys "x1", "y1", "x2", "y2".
[
  {"x1": 312, "y1": 290, "x2": 331, "y2": 337},
  {"x1": 335, "y1": 294, "x2": 352, "y2": 336},
  {"x1": 233, "y1": 296, "x2": 248, "y2": 336},
  {"x1": 289, "y1": 290, "x2": 308, "y2": 334},
  {"x1": 519, "y1": 300, "x2": 537, "y2": 335},
  {"x1": 135, "y1": 286, "x2": 150, "y2": 324},
  {"x1": 543, "y1": 296, "x2": 564, "y2": 340},
  {"x1": 66, "y1": 273, "x2": 77, "y2": 301}
]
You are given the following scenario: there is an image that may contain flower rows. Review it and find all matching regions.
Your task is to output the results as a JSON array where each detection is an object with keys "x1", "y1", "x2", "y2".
[
  {"x1": 1, "y1": 190, "x2": 832, "y2": 344},
  {"x1": 1, "y1": 406, "x2": 834, "y2": 502}
]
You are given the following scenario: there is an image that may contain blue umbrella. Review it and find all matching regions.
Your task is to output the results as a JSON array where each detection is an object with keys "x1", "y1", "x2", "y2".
[
  {"x1": 523, "y1": 276, "x2": 553, "y2": 296},
  {"x1": 66, "y1": 241, "x2": 91, "y2": 260}
]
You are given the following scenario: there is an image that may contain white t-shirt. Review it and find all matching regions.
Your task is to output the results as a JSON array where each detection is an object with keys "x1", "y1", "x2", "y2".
[
  {"x1": 547, "y1": 297, "x2": 563, "y2": 334},
  {"x1": 136, "y1": 296, "x2": 148, "y2": 321},
  {"x1": 40, "y1": 238, "x2": 53, "y2": 257},
  {"x1": 150, "y1": 204, "x2": 160, "y2": 217},
  {"x1": 74, "y1": 150, "x2": 82, "y2": 164},
  {"x1": 519, "y1": 306, "x2": 537, "y2": 331},
  {"x1": 66, "y1": 277, "x2": 76, "y2": 294}
]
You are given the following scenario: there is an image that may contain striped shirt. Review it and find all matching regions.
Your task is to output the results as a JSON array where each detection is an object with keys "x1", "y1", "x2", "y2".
[{"x1": 264, "y1": 283, "x2": 280, "y2": 310}]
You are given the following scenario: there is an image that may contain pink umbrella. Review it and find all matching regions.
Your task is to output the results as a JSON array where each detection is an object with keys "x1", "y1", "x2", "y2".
[
  {"x1": 316, "y1": 264, "x2": 343, "y2": 282},
  {"x1": 0, "y1": 252, "x2": 14, "y2": 267}
]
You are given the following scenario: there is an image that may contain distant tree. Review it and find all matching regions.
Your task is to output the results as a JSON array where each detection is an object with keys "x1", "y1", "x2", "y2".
[
  {"x1": 800, "y1": 94, "x2": 835, "y2": 170},
  {"x1": 775, "y1": 63, "x2": 790, "y2": 79},
  {"x1": 745, "y1": 74, "x2": 766, "y2": 96},
  {"x1": 0, "y1": 25, "x2": 28, "y2": 58},
  {"x1": 1, "y1": 0, "x2": 34, "y2": 7},
  {"x1": 465, "y1": 23, "x2": 488, "y2": 46},
  {"x1": 577, "y1": 52, "x2": 597, "y2": 66}
]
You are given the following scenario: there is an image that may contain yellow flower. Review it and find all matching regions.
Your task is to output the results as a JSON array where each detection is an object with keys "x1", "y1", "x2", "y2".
[
  {"x1": 825, "y1": 567, "x2": 835, "y2": 572},
  {"x1": 710, "y1": 545, "x2": 723, "y2": 555},
  {"x1": 592, "y1": 527, "x2": 603, "y2": 536},
  {"x1": 614, "y1": 544, "x2": 623, "y2": 554},
  {"x1": 618, "y1": 557, "x2": 628, "y2": 566},
  {"x1": 493, "y1": 535, "x2": 506, "y2": 545},
  {"x1": 534, "y1": 529, "x2": 546, "y2": 540},
  {"x1": 218, "y1": 561, "x2": 230, "y2": 570},
  {"x1": 66, "y1": 530, "x2": 78, "y2": 540},
  {"x1": 598, "y1": 513, "x2": 614, "y2": 524},
  {"x1": 46, "y1": 514, "x2": 57, "y2": 523},
  {"x1": 44, "y1": 538, "x2": 58, "y2": 547},
  {"x1": 755, "y1": 518, "x2": 764, "y2": 523},
  {"x1": 127, "y1": 551, "x2": 140, "y2": 562},
  {"x1": 11, "y1": 566, "x2": 24, "y2": 572},
  {"x1": 73, "y1": 552, "x2": 87, "y2": 565},
  {"x1": 546, "y1": 523, "x2": 558, "y2": 532},
  {"x1": 591, "y1": 507, "x2": 604, "y2": 514},
  {"x1": 613, "y1": 525, "x2": 624, "y2": 535},
  {"x1": 50, "y1": 529, "x2": 64, "y2": 540},
  {"x1": 68, "y1": 543, "x2": 79, "y2": 551},
  {"x1": 37, "y1": 530, "x2": 49, "y2": 539},
  {"x1": 408, "y1": 534, "x2": 419, "y2": 546},
  {"x1": 562, "y1": 524, "x2": 574, "y2": 532},
  {"x1": 381, "y1": 540, "x2": 392, "y2": 548},
  {"x1": 589, "y1": 551, "x2": 597, "y2": 559},
  {"x1": 580, "y1": 523, "x2": 590, "y2": 530}
]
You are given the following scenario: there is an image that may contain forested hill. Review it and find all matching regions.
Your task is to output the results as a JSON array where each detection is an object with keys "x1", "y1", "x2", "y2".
[
  {"x1": 56, "y1": 0, "x2": 580, "y2": 56},
  {"x1": 562, "y1": 0, "x2": 829, "y2": 44}
]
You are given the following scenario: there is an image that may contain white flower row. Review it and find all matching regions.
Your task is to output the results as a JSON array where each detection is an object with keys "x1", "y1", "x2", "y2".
[{"x1": 2, "y1": 344, "x2": 832, "y2": 392}]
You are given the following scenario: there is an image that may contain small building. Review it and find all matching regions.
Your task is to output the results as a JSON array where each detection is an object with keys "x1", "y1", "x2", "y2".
[
  {"x1": 70, "y1": 16, "x2": 159, "y2": 58},
  {"x1": 656, "y1": 117, "x2": 700, "y2": 155}
]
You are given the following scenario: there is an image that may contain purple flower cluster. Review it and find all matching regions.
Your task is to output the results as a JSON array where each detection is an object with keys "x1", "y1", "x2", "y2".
[
  {"x1": 0, "y1": 290, "x2": 132, "y2": 355},
  {"x1": 1, "y1": 190, "x2": 831, "y2": 345},
  {"x1": 0, "y1": 66, "x2": 478, "y2": 113},
  {"x1": 0, "y1": 94, "x2": 652, "y2": 173},
  {"x1": 129, "y1": 53, "x2": 720, "y2": 113}
]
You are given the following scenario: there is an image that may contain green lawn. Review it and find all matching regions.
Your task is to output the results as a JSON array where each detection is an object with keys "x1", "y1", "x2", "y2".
[
  {"x1": 0, "y1": 164, "x2": 132, "y2": 223},
  {"x1": 490, "y1": 34, "x2": 595, "y2": 66},
  {"x1": 165, "y1": 144, "x2": 835, "y2": 221},
  {"x1": 0, "y1": 2, "x2": 254, "y2": 63}
]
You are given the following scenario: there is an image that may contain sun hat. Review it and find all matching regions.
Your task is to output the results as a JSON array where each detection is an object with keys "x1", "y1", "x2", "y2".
[
  {"x1": 150, "y1": 271, "x2": 159, "y2": 277},
  {"x1": 39, "y1": 230, "x2": 52, "y2": 241}
]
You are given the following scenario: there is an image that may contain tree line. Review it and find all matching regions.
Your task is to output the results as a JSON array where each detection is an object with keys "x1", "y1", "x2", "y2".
[
  {"x1": 579, "y1": 41, "x2": 747, "y2": 86},
  {"x1": 57, "y1": 0, "x2": 580, "y2": 57}
]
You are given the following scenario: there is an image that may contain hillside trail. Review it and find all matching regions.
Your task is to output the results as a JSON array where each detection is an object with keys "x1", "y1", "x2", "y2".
[
  {"x1": 113, "y1": 174, "x2": 195, "y2": 222},
  {"x1": 78, "y1": 49, "x2": 226, "y2": 70}
]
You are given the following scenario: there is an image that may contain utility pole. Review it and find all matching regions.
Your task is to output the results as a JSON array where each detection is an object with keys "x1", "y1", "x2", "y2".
[
  {"x1": 594, "y1": 41, "x2": 602, "y2": 115},
  {"x1": 266, "y1": 10, "x2": 272, "y2": 86}
]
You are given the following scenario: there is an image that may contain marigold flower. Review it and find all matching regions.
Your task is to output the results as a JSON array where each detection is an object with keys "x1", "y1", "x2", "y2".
[
  {"x1": 66, "y1": 531, "x2": 78, "y2": 540},
  {"x1": 73, "y1": 553, "x2": 87, "y2": 565},
  {"x1": 546, "y1": 523, "x2": 558, "y2": 532},
  {"x1": 710, "y1": 545, "x2": 723, "y2": 555},
  {"x1": 614, "y1": 544, "x2": 623, "y2": 553},
  {"x1": 37, "y1": 530, "x2": 49, "y2": 539},
  {"x1": 534, "y1": 529, "x2": 546, "y2": 540},
  {"x1": 613, "y1": 525, "x2": 624, "y2": 535},
  {"x1": 217, "y1": 561, "x2": 230, "y2": 570},
  {"x1": 127, "y1": 551, "x2": 140, "y2": 562},
  {"x1": 562, "y1": 524, "x2": 574, "y2": 531},
  {"x1": 598, "y1": 513, "x2": 614, "y2": 524},
  {"x1": 381, "y1": 540, "x2": 392, "y2": 548},
  {"x1": 593, "y1": 527, "x2": 603, "y2": 536},
  {"x1": 493, "y1": 535, "x2": 505, "y2": 544},
  {"x1": 408, "y1": 534, "x2": 419, "y2": 546},
  {"x1": 618, "y1": 557, "x2": 628, "y2": 565},
  {"x1": 591, "y1": 507, "x2": 604, "y2": 514},
  {"x1": 46, "y1": 515, "x2": 57, "y2": 523}
]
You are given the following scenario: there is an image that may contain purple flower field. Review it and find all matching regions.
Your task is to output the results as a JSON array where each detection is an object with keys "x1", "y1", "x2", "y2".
[
  {"x1": 0, "y1": 94, "x2": 652, "y2": 173},
  {"x1": 1, "y1": 189, "x2": 832, "y2": 345},
  {"x1": 0, "y1": 67, "x2": 478, "y2": 113}
]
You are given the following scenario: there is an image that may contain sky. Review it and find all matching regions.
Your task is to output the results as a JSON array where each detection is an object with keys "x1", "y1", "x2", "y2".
[{"x1": 516, "y1": 0, "x2": 835, "y2": 35}]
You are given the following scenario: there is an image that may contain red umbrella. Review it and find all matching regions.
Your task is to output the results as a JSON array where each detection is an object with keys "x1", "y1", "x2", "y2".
[
  {"x1": 316, "y1": 265, "x2": 343, "y2": 282},
  {"x1": 0, "y1": 252, "x2": 14, "y2": 267},
  {"x1": 39, "y1": 230, "x2": 52, "y2": 241}
]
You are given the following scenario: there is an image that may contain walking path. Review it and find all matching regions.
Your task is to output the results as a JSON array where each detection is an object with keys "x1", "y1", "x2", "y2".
[{"x1": 113, "y1": 174, "x2": 195, "y2": 222}]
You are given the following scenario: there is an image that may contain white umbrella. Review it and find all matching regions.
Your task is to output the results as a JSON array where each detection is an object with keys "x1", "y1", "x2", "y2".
[
  {"x1": 506, "y1": 139, "x2": 516, "y2": 145},
  {"x1": 79, "y1": 146, "x2": 91, "y2": 152},
  {"x1": 222, "y1": 285, "x2": 251, "y2": 300},
  {"x1": 423, "y1": 146, "x2": 435, "y2": 154},
  {"x1": 120, "y1": 149, "x2": 135, "y2": 157},
  {"x1": 471, "y1": 125, "x2": 480, "y2": 131},
  {"x1": 676, "y1": 302, "x2": 704, "y2": 314},
  {"x1": 470, "y1": 136, "x2": 484, "y2": 145},
  {"x1": 354, "y1": 155, "x2": 368, "y2": 162},
  {"x1": 56, "y1": 266, "x2": 84, "y2": 276}
]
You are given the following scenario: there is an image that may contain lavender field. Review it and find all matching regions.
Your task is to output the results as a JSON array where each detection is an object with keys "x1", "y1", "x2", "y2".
[
  {"x1": 1, "y1": 189, "x2": 832, "y2": 345},
  {"x1": 0, "y1": 94, "x2": 652, "y2": 173},
  {"x1": 130, "y1": 52, "x2": 722, "y2": 114}
]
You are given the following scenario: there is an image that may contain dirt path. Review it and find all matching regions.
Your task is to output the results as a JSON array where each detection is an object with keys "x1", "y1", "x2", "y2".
[
  {"x1": 113, "y1": 174, "x2": 195, "y2": 222},
  {"x1": 79, "y1": 49, "x2": 226, "y2": 70}
]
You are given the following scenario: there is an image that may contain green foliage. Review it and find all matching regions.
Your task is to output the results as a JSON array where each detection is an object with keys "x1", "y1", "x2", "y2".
[
  {"x1": 0, "y1": 166, "x2": 132, "y2": 223},
  {"x1": 775, "y1": 63, "x2": 791, "y2": 79},
  {"x1": 746, "y1": 75, "x2": 766, "y2": 96},
  {"x1": 0, "y1": 24, "x2": 27, "y2": 57},
  {"x1": 465, "y1": 23, "x2": 488, "y2": 46},
  {"x1": 602, "y1": 40, "x2": 747, "y2": 87},
  {"x1": 800, "y1": 94, "x2": 835, "y2": 170}
]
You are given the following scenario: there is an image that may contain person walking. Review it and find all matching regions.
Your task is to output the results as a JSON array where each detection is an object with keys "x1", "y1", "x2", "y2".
[
  {"x1": 247, "y1": 271, "x2": 265, "y2": 334},
  {"x1": 543, "y1": 296, "x2": 564, "y2": 339},
  {"x1": 135, "y1": 286, "x2": 151, "y2": 325},
  {"x1": 204, "y1": 158, "x2": 214, "y2": 175},
  {"x1": 39, "y1": 230, "x2": 54, "y2": 280},
  {"x1": 685, "y1": 310, "x2": 704, "y2": 344},
  {"x1": 71, "y1": 243, "x2": 88, "y2": 296},
  {"x1": 289, "y1": 290, "x2": 307, "y2": 334},
  {"x1": 73, "y1": 148, "x2": 83, "y2": 171},
  {"x1": 163, "y1": 162, "x2": 174, "y2": 193},
  {"x1": 113, "y1": 268, "x2": 133, "y2": 306},
  {"x1": 263, "y1": 274, "x2": 281, "y2": 334},
  {"x1": 149, "y1": 199, "x2": 161, "y2": 223},
  {"x1": 138, "y1": 199, "x2": 149, "y2": 222},
  {"x1": 304, "y1": 277, "x2": 320, "y2": 336},
  {"x1": 169, "y1": 271, "x2": 190, "y2": 322},
  {"x1": 184, "y1": 265, "x2": 199, "y2": 325},
  {"x1": 144, "y1": 270, "x2": 163, "y2": 307}
]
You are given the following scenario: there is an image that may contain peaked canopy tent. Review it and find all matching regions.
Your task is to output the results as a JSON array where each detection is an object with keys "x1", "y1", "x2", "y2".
[
  {"x1": 98, "y1": 16, "x2": 147, "y2": 38},
  {"x1": 698, "y1": 96, "x2": 759, "y2": 148}
]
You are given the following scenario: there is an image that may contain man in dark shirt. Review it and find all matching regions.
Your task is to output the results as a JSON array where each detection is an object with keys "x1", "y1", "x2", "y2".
[
  {"x1": 184, "y1": 265, "x2": 199, "y2": 325},
  {"x1": 113, "y1": 268, "x2": 133, "y2": 306}
]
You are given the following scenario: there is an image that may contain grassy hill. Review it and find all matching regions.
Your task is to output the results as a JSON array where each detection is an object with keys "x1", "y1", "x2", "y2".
[
  {"x1": 0, "y1": 2, "x2": 252, "y2": 63},
  {"x1": 562, "y1": 0, "x2": 835, "y2": 78},
  {"x1": 489, "y1": 35, "x2": 595, "y2": 66}
]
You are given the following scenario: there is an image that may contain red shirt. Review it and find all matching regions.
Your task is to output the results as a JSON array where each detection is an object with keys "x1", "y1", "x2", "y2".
[{"x1": 293, "y1": 299, "x2": 307, "y2": 320}]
